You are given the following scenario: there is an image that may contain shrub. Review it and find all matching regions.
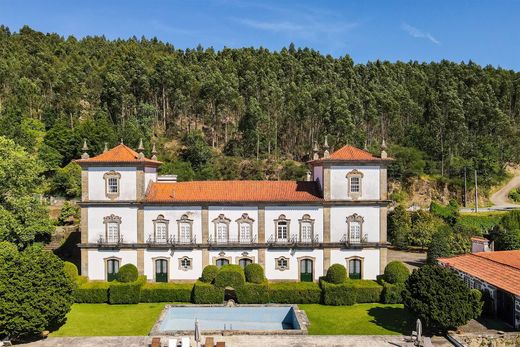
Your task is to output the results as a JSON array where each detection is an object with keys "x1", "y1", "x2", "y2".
[
  {"x1": 268, "y1": 282, "x2": 321, "y2": 304},
  {"x1": 109, "y1": 281, "x2": 141, "y2": 304},
  {"x1": 214, "y1": 264, "x2": 245, "y2": 288},
  {"x1": 117, "y1": 263, "x2": 138, "y2": 283},
  {"x1": 0, "y1": 243, "x2": 74, "y2": 339},
  {"x1": 347, "y1": 279, "x2": 383, "y2": 303},
  {"x1": 63, "y1": 261, "x2": 79, "y2": 282},
  {"x1": 326, "y1": 264, "x2": 347, "y2": 284},
  {"x1": 140, "y1": 283, "x2": 193, "y2": 303},
  {"x1": 235, "y1": 282, "x2": 269, "y2": 304},
  {"x1": 244, "y1": 263, "x2": 265, "y2": 284},
  {"x1": 321, "y1": 281, "x2": 356, "y2": 305},
  {"x1": 192, "y1": 281, "x2": 224, "y2": 304},
  {"x1": 201, "y1": 265, "x2": 219, "y2": 283},
  {"x1": 403, "y1": 265, "x2": 483, "y2": 332},
  {"x1": 383, "y1": 261, "x2": 410, "y2": 284},
  {"x1": 74, "y1": 281, "x2": 109, "y2": 303},
  {"x1": 381, "y1": 282, "x2": 405, "y2": 304}
]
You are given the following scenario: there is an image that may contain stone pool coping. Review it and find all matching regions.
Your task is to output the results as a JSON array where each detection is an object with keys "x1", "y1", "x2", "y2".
[{"x1": 149, "y1": 304, "x2": 309, "y2": 336}]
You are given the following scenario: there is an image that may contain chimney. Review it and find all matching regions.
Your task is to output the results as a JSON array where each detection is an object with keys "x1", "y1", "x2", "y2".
[
  {"x1": 323, "y1": 135, "x2": 330, "y2": 159},
  {"x1": 137, "y1": 138, "x2": 145, "y2": 159},
  {"x1": 81, "y1": 139, "x2": 89, "y2": 159},
  {"x1": 380, "y1": 139, "x2": 388, "y2": 159}
]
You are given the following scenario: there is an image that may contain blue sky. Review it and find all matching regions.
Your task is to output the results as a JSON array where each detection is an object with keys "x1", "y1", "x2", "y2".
[{"x1": 0, "y1": 0, "x2": 519, "y2": 70}]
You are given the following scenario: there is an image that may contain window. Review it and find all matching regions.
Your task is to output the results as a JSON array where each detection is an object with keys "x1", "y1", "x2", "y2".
[
  {"x1": 346, "y1": 169, "x2": 363, "y2": 199},
  {"x1": 348, "y1": 259, "x2": 362, "y2": 279},
  {"x1": 179, "y1": 257, "x2": 192, "y2": 271},
  {"x1": 236, "y1": 213, "x2": 254, "y2": 243},
  {"x1": 212, "y1": 214, "x2": 230, "y2": 243},
  {"x1": 216, "y1": 258, "x2": 229, "y2": 268},
  {"x1": 350, "y1": 222, "x2": 361, "y2": 243},
  {"x1": 155, "y1": 259, "x2": 168, "y2": 282},
  {"x1": 275, "y1": 215, "x2": 290, "y2": 242},
  {"x1": 106, "y1": 258, "x2": 120, "y2": 281},
  {"x1": 299, "y1": 214, "x2": 314, "y2": 243},
  {"x1": 346, "y1": 214, "x2": 364, "y2": 243},
  {"x1": 177, "y1": 214, "x2": 193, "y2": 244},
  {"x1": 103, "y1": 214, "x2": 122, "y2": 243},
  {"x1": 153, "y1": 215, "x2": 169, "y2": 243},
  {"x1": 103, "y1": 171, "x2": 121, "y2": 199},
  {"x1": 239, "y1": 258, "x2": 252, "y2": 269},
  {"x1": 275, "y1": 257, "x2": 289, "y2": 271}
]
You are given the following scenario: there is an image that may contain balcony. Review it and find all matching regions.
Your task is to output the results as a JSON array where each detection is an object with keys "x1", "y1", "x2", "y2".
[
  {"x1": 207, "y1": 235, "x2": 257, "y2": 247},
  {"x1": 267, "y1": 234, "x2": 320, "y2": 247},
  {"x1": 97, "y1": 235, "x2": 124, "y2": 248},
  {"x1": 339, "y1": 233, "x2": 377, "y2": 247},
  {"x1": 146, "y1": 235, "x2": 197, "y2": 248}
]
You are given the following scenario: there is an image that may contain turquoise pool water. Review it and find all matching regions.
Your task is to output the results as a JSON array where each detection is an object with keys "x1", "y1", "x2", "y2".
[{"x1": 158, "y1": 306, "x2": 300, "y2": 331}]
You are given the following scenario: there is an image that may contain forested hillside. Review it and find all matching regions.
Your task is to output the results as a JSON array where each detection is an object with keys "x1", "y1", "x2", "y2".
[{"x1": 1, "y1": 25, "x2": 520, "y2": 198}]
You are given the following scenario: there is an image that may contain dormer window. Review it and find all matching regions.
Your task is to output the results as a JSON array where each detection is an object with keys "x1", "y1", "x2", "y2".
[
  {"x1": 103, "y1": 171, "x2": 121, "y2": 200},
  {"x1": 346, "y1": 169, "x2": 363, "y2": 200}
]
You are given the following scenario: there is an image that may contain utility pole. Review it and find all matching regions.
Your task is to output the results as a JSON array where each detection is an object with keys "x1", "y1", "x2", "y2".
[
  {"x1": 474, "y1": 170, "x2": 478, "y2": 213},
  {"x1": 464, "y1": 168, "x2": 467, "y2": 208}
]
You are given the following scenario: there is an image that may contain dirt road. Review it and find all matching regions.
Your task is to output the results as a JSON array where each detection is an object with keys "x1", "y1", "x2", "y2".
[{"x1": 489, "y1": 174, "x2": 520, "y2": 208}]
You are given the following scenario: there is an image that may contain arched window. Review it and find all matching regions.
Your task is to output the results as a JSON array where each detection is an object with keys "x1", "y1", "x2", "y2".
[
  {"x1": 236, "y1": 213, "x2": 254, "y2": 243},
  {"x1": 212, "y1": 214, "x2": 230, "y2": 243},
  {"x1": 275, "y1": 215, "x2": 290, "y2": 242},
  {"x1": 153, "y1": 215, "x2": 169, "y2": 243},
  {"x1": 103, "y1": 214, "x2": 122, "y2": 243},
  {"x1": 177, "y1": 214, "x2": 193, "y2": 243},
  {"x1": 348, "y1": 258, "x2": 362, "y2": 279},
  {"x1": 216, "y1": 258, "x2": 229, "y2": 268},
  {"x1": 346, "y1": 169, "x2": 363, "y2": 200},
  {"x1": 346, "y1": 214, "x2": 364, "y2": 243},
  {"x1": 238, "y1": 258, "x2": 252, "y2": 269},
  {"x1": 299, "y1": 214, "x2": 314, "y2": 243}
]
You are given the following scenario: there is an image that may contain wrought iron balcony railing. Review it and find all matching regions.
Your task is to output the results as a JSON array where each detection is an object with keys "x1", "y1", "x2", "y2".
[
  {"x1": 147, "y1": 235, "x2": 197, "y2": 245},
  {"x1": 207, "y1": 235, "x2": 257, "y2": 245},
  {"x1": 267, "y1": 234, "x2": 319, "y2": 245},
  {"x1": 97, "y1": 235, "x2": 124, "y2": 245},
  {"x1": 339, "y1": 233, "x2": 368, "y2": 245}
]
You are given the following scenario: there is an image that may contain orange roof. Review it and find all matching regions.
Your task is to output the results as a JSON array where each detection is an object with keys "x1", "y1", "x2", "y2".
[
  {"x1": 145, "y1": 180, "x2": 323, "y2": 203},
  {"x1": 438, "y1": 250, "x2": 520, "y2": 296},
  {"x1": 75, "y1": 144, "x2": 161, "y2": 165},
  {"x1": 311, "y1": 145, "x2": 390, "y2": 163}
]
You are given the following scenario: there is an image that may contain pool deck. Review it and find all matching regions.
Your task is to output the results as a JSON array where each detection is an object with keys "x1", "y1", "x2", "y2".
[{"x1": 21, "y1": 335, "x2": 416, "y2": 347}]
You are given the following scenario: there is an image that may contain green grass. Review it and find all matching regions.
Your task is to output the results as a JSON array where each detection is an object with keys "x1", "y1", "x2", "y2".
[
  {"x1": 51, "y1": 303, "x2": 168, "y2": 336},
  {"x1": 300, "y1": 304, "x2": 414, "y2": 335}
]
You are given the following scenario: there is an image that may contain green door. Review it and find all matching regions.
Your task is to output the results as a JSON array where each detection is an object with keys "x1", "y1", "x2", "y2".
[
  {"x1": 349, "y1": 259, "x2": 362, "y2": 279},
  {"x1": 155, "y1": 259, "x2": 168, "y2": 283},
  {"x1": 107, "y1": 259, "x2": 119, "y2": 282},
  {"x1": 300, "y1": 259, "x2": 313, "y2": 282}
]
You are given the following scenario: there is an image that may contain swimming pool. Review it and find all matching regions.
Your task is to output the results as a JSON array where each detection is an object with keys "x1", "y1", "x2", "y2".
[{"x1": 150, "y1": 305, "x2": 307, "y2": 335}]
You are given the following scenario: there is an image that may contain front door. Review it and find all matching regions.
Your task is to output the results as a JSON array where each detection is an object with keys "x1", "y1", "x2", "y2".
[
  {"x1": 107, "y1": 259, "x2": 119, "y2": 282},
  {"x1": 155, "y1": 259, "x2": 168, "y2": 283},
  {"x1": 300, "y1": 259, "x2": 313, "y2": 282}
]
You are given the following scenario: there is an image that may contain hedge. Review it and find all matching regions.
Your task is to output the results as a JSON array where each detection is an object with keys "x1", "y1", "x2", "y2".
[
  {"x1": 268, "y1": 282, "x2": 321, "y2": 304},
  {"x1": 73, "y1": 281, "x2": 109, "y2": 303},
  {"x1": 346, "y1": 279, "x2": 383, "y2": 303},
  {"x1": 140, "y1": 282, "x2": 194, "y2": 303},
  {"x1": 108, "y1": 276, "x2": 146, "y2": 304},
  {"x1": 321, "y1": 281, "x2": 356, "y2": 305},
  {"x1": 235, "y1": 282, "x2": 269, "y2": 304},
  {"x1": 381, "y1": 282, "x2": 405, "y2": 304},
  {"x1": 192, "y1": 281, "x2": 224, "y2": 304},
  {"x1": 326, "y1": 264, "x2": 347, "y2": 284},
  {"x1": 63, "y1": 261, "x2": 79, "y2": 282},
  {"x1": 117, "y1": 263, "x2": 139, "y2": 283},
  {"x1": 244, "y1": 263, "x2": 265, "y2": 284},
  {"x1": 201, "y1": 265, "x2": 219, "y2": 283},
  {"x1": 214, "y1": 264, "x2": 245, "y2": 288}
]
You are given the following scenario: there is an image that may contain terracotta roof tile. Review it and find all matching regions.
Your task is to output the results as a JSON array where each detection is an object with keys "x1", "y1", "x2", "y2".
[
  {"x1": 145, "y1": 180, "x2": 323, "y2": 203},
  {"x1": 438, "y1": 250, "x2": 520, "y2": 296},
  {"x1": 311, "y1": 145, "x2": 390, "y2": 163},
  {"x1": 75, "y1": 144, "x2": 161, "y2": 165}
]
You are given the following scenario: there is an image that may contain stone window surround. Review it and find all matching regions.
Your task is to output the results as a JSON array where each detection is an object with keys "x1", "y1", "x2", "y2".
[
  {"x1": 153, "y1": 214, "x2": 169, "y2": 242},
  {"x1": 103, "y1": 256, "x2": 122, "y2": 281},
  {"x1": 297, "y1": 256, "x2": 316, "y2": 281},
  {"x1": 103, "y1": 170, "x2": 121, "y2": 200},
  {"x1": 236, "y1": 254, "x2": 255, "y2": 265},
  {"x1": 152, "y1": 256, "x2": 169, "y2": 282},
  {"x1": 345, "y1": 256, "x2": 364, "y2": 279},
  {"x1": 177, "y1": 214, "x2": 193, "y2": 242},
  {"x1": 103, "y1": 214, "x2": 122, "y2": 242},
  {"x1": 274, "y1": 214, "x2": 291, "y2": 241},
  {"x1": 298, "y1": 214, "x2": 315, "y2": 241},
  {"x1": 346, "y1": 169, "x2": 364, "y2": 200},
  {"x1": 275, "y1": 256, "x2": 290, "y2": 271},
  {"x1": 212, "y1": 214, "x2": 231, "y2": 242},
  {"x1": 212, "y1": 251, "x2": 232, "y2": 266},
  {"x1": 178, "y1": 256, "x2": 193, "y2": 271},
  {"x1": 236, "y1": 213, "x2": 255, "y2": 242},
  {"x1": 346, "y1": 213, "x2": 364, "y2": 242}
]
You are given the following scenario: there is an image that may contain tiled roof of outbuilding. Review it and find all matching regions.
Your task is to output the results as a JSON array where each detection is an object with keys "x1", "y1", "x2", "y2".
[
  {"x1": 145, "y1": 180, "x2": 323, "y2": 203},
  {"x1": 75, "y1": 144, "x2": 161, "y2": 165},
  {"x1": 438, "y1": 250, "x2": 520, "y2": 296}
]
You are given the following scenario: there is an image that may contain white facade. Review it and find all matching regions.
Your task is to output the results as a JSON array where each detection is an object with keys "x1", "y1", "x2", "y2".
[{"x1": 78, "y1": 144, "x2": 389, "y2": 283}]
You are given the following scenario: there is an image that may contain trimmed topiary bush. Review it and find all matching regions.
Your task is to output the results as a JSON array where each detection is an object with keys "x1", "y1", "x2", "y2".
[
  {"x1": 235, "y1": 282, "x2": 269, "y2": 303},
  {"x1": 140, "y1": 282, "x2": 193, "y2": 303},
  {"x1": 383, "y1": 261, "x2": 410, "y2": 284},
  {"x1": 321, "y1": 281, "x2": 356, "y2": 305},
  {"x1": 192, "y1": 281, "x2": 225, "y2": 304},
  {"x1": 347, "y1": 279, "x2": 383, "y2": 303},
  {"x1": 116, "y1": 263, "x2": 138, "y2": 283},
  {"x1": 73, "y1": 281, "x2": 109, "y2": 303},
  {"x1": 214, "y1": 264, "x2": 245, "y2": 288},
  {"x1": 326, "y1": 263, "x2": 347, "y2": 284},
  {"x1": 201, "y1": 265, "x2": 219, "y2": 283},
  {"x1": 244, "y1": 263, "x2": 265, "y2": 284},
  {"x1": 109, "y1": 281, "x2": 141, "y2": 304},
  {"x1": 63, "y1": 261, "x2": 79, "y2": 282},
  {"x1": 268, "y1": 282, "x2": 321, "y2": 304},
  {"x1": 381, "y1": 282, "x2": 405, "y2": 304}
]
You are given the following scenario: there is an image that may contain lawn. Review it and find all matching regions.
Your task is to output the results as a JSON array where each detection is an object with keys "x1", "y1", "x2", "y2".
[
  {"x1": 299, "y1": 303, "x2": 414, "y2": 335},
  {"x1": 52, "y1": 303, "x2": 414, "y2": 336}
]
